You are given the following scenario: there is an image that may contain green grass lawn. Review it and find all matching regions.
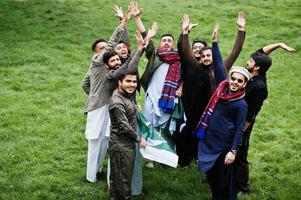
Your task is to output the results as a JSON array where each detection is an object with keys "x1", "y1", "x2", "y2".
[{"x1": 0, "y1": 0, "x2": 300, "y2": 199}]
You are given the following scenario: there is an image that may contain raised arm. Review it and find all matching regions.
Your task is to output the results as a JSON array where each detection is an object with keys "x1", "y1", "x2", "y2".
[
  {"x1": 261, "y1": 43, "x2": 296, "y2": 55},
  {"x1": 131, "y1": 1, "x2": 155, "y2": 59},
  {"x1": 211, "y1": 23, "x2": 226, "y2": 84},
  {"x1": 113, "y1": 5, "x2": 130, "y2": 44},
  {"x1": 113, "y1": 5, "x2": 132, "y2": 45},
  {"x1": 177, "y1": 15, "x2": 199, "y2": 68},
  {"x1": 223, "y1": 11, "x2": 246, "y2": 72},
  {"x1": 124, "y1": 31, "x2": 147, "y2": 72},
  {"x1": 131, "y1": 1, "x2": 146, "y2": 33},
  {"x1": 144, "y1": 22, "x2": 158, "y2": 47},
  {"x1": 109, "y1": 5, "x2": 132, "y2": 46},
  {"x1": 107, "y1": 31, "x2": 150, "y2": 80},
  {"x1": 93, "y1": 6, "x2": 132, "y2": 64}
]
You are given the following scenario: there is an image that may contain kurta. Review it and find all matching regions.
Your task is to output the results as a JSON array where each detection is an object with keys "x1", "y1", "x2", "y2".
[
  {"x1": 197, "y1": 43, "x2": 247, "y2": 200},
  {"x1": 176, "y1": 32, "x2": 229, "y2": 166},
  {"x1": 108, "y1": 89, "x2": 140, "y2": 200},
  {"x1": 141, "y1": 32, "x2": 180, "y2": 128},
  {"x1": 109, "y1": 90, "x2": 140, "y2": 148},
  {"x1": 143, "y1": 63, "x2": 171, "y2": 127},
  {"x1": 81, "y1": 28, "x2": 131, "y2": 95},
  {"x1": 198, "y1": 99, "x2": 247, "y2": 173},
  {"x1": 84, "y1": 26, "x2": 124, "y2": 183},
  {"x1": 84, "y1": 27, "x2": 142, "y2": 182},
  {"x1": 234, "y1": 48, "x2": 268, "y2": 193}
]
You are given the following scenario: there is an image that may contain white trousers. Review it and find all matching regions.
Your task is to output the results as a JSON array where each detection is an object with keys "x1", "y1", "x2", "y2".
[
  {"x1": 85, "y1": 106, "x2": 110, "y2": 182},
  {"x1": 86, "y1": 136, "x2": 109, "y2": 182}
]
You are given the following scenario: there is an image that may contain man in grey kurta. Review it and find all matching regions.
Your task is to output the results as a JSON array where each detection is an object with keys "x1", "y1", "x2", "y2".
[
  {"x1": 83, "y1": 9, "x2": 143, "y2": 182},
  {"x1": 84, "y1": 25, "x2": 125, "y2": 183},
  {"x1": 108, "y1": 71, "x2": 147, "y2": 200}
]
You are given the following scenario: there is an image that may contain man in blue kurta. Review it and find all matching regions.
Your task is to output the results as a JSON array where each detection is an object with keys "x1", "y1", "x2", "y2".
[
  {"x1": 196, "y1": 65, "x2": 252, "y2": 200},
  {"x1": 195, "y1": 25, "x2": 253, "y2": 200}
]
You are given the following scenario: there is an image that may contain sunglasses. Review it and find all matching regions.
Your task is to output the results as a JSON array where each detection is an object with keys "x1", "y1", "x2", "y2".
[{"x1": 230, "y1": 76, "x2": 244, "y2": 83}]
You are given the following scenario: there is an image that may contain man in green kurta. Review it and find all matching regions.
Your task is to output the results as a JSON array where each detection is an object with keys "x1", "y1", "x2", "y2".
[{"x1": 108, "y1": 70, "x2": 147, "y2": 200}]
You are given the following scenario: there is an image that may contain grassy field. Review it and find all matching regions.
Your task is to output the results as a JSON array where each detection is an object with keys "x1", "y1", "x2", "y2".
[{"x1": 0, "y1": 0, "x2": 300, "y2": 199}]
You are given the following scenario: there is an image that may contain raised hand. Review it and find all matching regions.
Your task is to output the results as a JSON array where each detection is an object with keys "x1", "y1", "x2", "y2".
[
  {"x1": 135, "y1": 31, "x2": 145, "y2": 50},
  {"x1": 123, "y1": 4, "x2": 132, "y2": 21},
  {"x1": 280, "y1": 43, "x2": 296, "y2": 52},
  {"x1": 212, "y1": 22, "x2": 220, "y2": 42},
  {"x1": 182, "y1": 14, "x2": 190, "y2": 33},
  {"x1": 130, "y1": 1, "x2": 143, "y2": 17},
  {"x1": 237, "y1": 11, "x2": 246, "y2": 31},
  {"x1": 113, "y1": 5, "x2": 124, "y2": 20},
  {"x1": 119, "y1": 5, "x2": 132, "y2": 28},
  {"x1": 188, "y1": 22, "x2": 198, "y2": 32},
  {"x1": 145, "y1": 22, "x2": 158, "y2": 46}
]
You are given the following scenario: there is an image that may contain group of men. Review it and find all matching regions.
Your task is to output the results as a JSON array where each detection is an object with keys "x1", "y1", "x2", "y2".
[{"x1": 81, "y1": 1, "x2": 295, "y2": 199}]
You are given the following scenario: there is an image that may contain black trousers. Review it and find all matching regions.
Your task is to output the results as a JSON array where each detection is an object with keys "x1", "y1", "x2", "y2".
[
  {"x1": 109, "y1": 146, "x2": 135, "y2": 200},
  {"x1": 206, "y1": 152, "x2": 237, "y2": 200},
  {"x1": 175, "y1": 125, "x2": 199, "y2": 167},
  {"x1": 234, "y1": 124, "x2": 254, "y2": 193}
]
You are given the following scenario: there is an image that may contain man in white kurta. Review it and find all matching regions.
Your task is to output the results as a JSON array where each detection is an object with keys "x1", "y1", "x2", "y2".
[{"x1": 82, "y1": 15, "x2": 129, "y2": 182}]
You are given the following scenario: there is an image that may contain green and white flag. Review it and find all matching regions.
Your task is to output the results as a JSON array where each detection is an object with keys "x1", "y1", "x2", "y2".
[{"x1": 136, "y1": 112, "x2": 178, "y2": 168}]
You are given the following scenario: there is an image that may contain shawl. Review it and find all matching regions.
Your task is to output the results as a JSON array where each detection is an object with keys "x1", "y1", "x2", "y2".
[
  {"x1": 194, "y1": 80, "x2": 245, "y2": 140},
  {"x1": 157, "y1": 48, "x2": 181, "y2": 113}
]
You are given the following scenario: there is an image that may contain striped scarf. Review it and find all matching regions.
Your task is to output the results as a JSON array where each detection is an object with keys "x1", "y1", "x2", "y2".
[
  {"x1": 194, "y1": 80, "x2": 245, "y2": 140},
  {"x1": 157, "y1": 48, "x2": 181, "y2": 113}
]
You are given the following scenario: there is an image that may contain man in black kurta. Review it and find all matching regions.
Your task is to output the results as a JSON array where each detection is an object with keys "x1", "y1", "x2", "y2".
[
  {"x1": 229, "y1": 43, "x2": 295, "y2": 194},
  {"x1": 176, "y1": 14, "x2": 246, "y2": 167}
]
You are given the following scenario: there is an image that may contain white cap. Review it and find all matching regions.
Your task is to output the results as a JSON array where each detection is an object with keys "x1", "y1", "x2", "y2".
[{"x1": 229, "y1": 66, "x2": 253, "y2": 81}]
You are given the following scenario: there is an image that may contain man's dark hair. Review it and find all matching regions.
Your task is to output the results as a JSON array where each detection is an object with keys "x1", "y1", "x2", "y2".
[
  {"x1": 199, "y1": 46, "x2": 212, "y2": 55},
  {"x1": 118, "y1": 69, "x2": 138, "y2": 81},
  {"x1": 160, "y1": 33, "x2": 174, "y2": 40},
  {"x1": 250, "y1": 52, "x2": 272, "y2": 75},
  {"x1": 91, "y1": 38, "x2": 106, "y2": 51},
  {"x1": 192, "y1": 39, "x2": 208, "y2": 48},
  {"x1": 103, "y1": 51, "x2": 118, "y2": 65},
  {"x1": 118, "y1": 40, "x2": 126, "y2": 45}
]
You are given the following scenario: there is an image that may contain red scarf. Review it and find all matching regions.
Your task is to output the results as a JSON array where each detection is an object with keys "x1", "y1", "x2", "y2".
[
  {"x1": 157, "y1": 48, "x2": 181, "y2": 113},
  {"x1": 194, "y1": 80, "x2": 245, "y2": 140}
]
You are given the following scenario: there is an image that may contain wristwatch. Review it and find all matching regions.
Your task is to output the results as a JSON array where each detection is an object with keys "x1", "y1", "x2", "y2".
[{"x1": 230, "y1": 149, "x2": 237, "y2": 155}]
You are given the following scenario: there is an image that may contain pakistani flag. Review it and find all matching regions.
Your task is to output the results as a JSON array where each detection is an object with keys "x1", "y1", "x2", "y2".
[{"x1": 136, "y1": 112, "x2": 178, "y2": 168}]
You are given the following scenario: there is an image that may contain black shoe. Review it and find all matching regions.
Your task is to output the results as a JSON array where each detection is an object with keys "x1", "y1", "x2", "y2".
[
  {"x1": 178, "y1": 162, "x2": 190, "y2": 169},
  {"x1": 236, "y1": 183, "x2": 251, "y2": 194},
  {"x1": 96, "y1": 170, "x2": 106, "y2": 180}
]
